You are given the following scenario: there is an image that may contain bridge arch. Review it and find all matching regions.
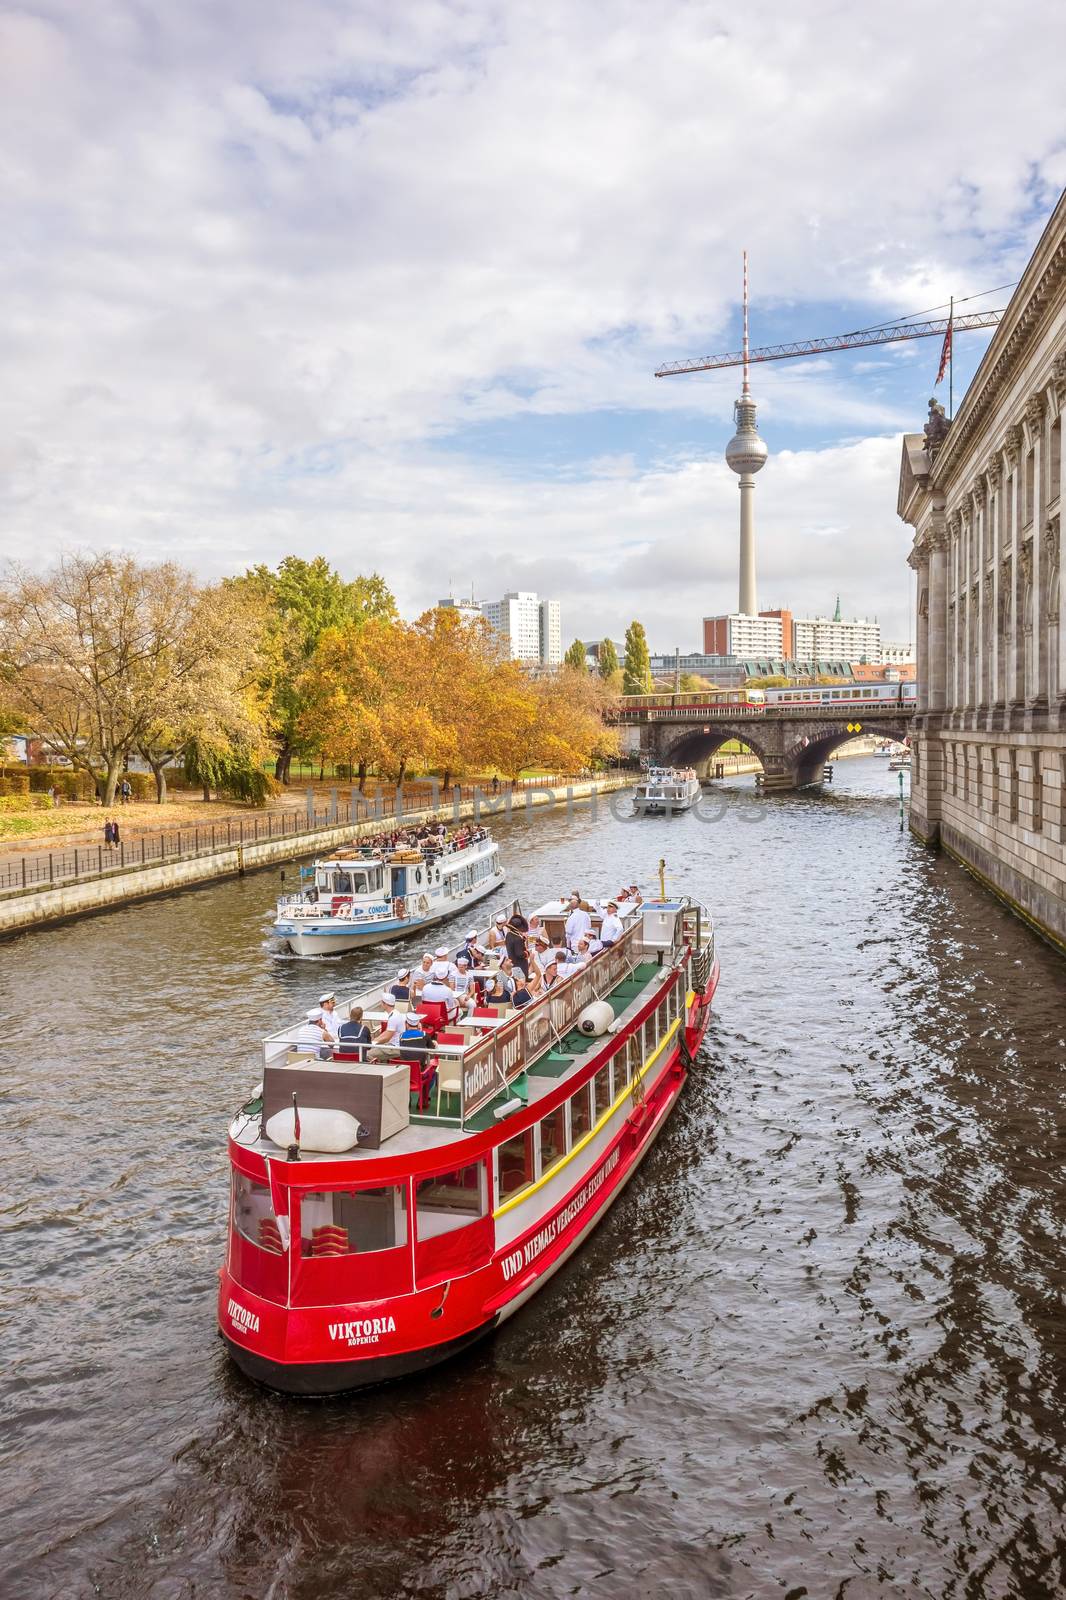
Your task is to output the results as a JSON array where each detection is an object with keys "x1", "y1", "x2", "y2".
[
  {"x1": 660, "y1": 724, "x2": 772, "y2": 778},
  {"x1": 788, "y1": 724, "x2": 910, "y2": 788}
]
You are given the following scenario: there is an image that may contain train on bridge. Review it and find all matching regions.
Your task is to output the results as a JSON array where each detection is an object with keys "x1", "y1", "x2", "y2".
[{"x1": 615, "y1": 682, "x2": 916, "y2": 718}]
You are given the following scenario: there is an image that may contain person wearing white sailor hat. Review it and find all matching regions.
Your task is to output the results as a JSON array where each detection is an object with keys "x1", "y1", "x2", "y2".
[
  {"x1": 430, "y1": 944, "x2": 459, "y2": 983},
  {"x1": 459, "y1": 927, "x2": 487, "y2": 966},
  {"x1": 367, "y1": 993, "x2": 406, "y2": 1061},
  {"x1": 318, "y1": 990, "x2": 341, "y2": 1041},
  {"x1": 599, "y1": 901, "x2": 624, "y2": 947},
  {"x1": 295, "y1": 1004, "x2": 327, "y2": 1054}
]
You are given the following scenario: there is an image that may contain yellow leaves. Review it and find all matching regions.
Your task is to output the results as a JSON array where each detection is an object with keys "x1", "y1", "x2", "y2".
[{"x1": 296, "y1": 604, "x2": 616, "y2": 780}]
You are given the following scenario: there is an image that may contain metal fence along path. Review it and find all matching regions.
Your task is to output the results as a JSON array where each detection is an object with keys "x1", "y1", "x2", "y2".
[{"x1": 0, "y1": 773, "x2": 624, "y2": 897}]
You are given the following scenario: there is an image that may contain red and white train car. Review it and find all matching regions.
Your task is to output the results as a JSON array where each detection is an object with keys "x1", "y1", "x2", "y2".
[{"x1": 219, "y1": 894, "x2": 718, "y2": 1394}]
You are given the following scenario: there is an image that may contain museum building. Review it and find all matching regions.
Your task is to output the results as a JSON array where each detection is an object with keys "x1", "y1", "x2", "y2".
[{"x1": 898, "y1": 189, "x2": 1066, "y2": 951}]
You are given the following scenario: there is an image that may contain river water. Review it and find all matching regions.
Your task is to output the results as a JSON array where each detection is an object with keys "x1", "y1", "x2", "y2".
[{"x1": 2, "y1": 758, "x2": 1064, "y2": 1600}]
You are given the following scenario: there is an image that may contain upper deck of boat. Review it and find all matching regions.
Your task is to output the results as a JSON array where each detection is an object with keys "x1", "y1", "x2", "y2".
[{"x1": 232, "y1": 896, "x2": 711, "y2": 1168}]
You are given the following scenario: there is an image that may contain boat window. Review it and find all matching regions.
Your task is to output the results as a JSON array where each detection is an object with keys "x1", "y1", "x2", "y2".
[
  {"x1": 538, "y1": 1105, "x2": 567, "y2": 1172},
  {"x1": 498, "y1": 1128, "x2": 535, "y2": 1199},
  {"x1": 299, "y1": 1187, "x2": 407, "y2": 1257},
  {"x1": 233, "y1": 1173, "x2": 284, "y2": 1254},
  {"x1": 593, "y1": 1064, "x2": 612, "y2": 1118},
  {"x1": 570, "y1": 1083, "x2": 593, "y2": 1143},
  {"x1": 644, "y1": 1014, "x2": 658, "y2": 1057},
  {"x1": 416, "y1": 1164, "x2": 485, "y2": 1237}
]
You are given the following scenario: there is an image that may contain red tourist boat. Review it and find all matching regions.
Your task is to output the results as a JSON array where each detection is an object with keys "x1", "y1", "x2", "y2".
[{"x1": 218, "y1": 883, "x2": 719, "y2": 1394}]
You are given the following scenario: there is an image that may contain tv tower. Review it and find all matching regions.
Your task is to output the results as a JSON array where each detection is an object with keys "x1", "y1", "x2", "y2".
[{"x1": 724, "y1": 252, "x2": 768, "y2": 615}]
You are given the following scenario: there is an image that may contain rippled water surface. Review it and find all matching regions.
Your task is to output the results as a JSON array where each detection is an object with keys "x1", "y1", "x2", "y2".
[{"x1": 2, "y1": 760, "x2": 1065, "y2": 1599}]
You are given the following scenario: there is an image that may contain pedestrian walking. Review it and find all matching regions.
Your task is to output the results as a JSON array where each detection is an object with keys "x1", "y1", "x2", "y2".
[
  {"x1": 491, "y1": 774, "x2": 500, "y2": 796},
  {"x1": 104, "y1": 819, "x2": 114, "y2": 850},
  {"x1": 112, "y1": 819, "x2": 121, "y2": 850},
  {"x1": 121, "y1": 778, "x2": 132, "y2": 804}
]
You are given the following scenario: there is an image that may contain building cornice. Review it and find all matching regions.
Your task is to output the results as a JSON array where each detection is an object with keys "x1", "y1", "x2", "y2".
[{"x1": 931, "y1": 190, "x2": 1066, "y2": 483}]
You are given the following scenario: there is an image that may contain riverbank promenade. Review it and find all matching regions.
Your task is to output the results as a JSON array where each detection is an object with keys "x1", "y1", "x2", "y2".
[{"x1": 0, "y1": 772, "x2": 630, "y2": 937}]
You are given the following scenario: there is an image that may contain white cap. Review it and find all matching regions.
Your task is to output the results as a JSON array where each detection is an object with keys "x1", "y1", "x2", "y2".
[
  {"x1": 495, "y1": 913, "x2": 506, "y2": 923},
  {"x1": 318, "y1": 991, "x2": 335, "y2": 1004},
  {"x1": 434, "y1": 945, "x2": 448, "y2": 957},
  {"x1": 396, "y1": 967, "x2": 410, "y2": 979},
  {"x1": 457, "y1": 955, "x2": 470, "y2": 965},
  {"x1": 381, "y1": 994, "x2": 396, "y2": 1007},
  {"x1": 466, "y1": 927, "x2": 479, "y2": 938},
  {"x1": 306, "y1": 1006, "x2": 323, "y2": 1020}
]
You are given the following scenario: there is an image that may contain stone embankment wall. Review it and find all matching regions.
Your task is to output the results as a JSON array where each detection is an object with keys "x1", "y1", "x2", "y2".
[{"x1": 0, "y1": 777, "x2": 628, "y2": 939}]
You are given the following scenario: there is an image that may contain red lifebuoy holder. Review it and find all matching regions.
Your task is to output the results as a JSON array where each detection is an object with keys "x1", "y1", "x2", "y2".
[
  {"x1": 394, "y1": 897, "x2": 406, "y2": 919},
  {"x1": 331, "y1": 895, "x2": 353, "y2": 914}
]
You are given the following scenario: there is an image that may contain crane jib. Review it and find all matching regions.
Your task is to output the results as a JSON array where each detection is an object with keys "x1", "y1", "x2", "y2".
[{"x1": 654, "y1": 309, "x2": 1003, "y2": 377}]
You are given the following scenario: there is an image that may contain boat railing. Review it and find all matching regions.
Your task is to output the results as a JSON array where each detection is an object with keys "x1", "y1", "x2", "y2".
[{"x1": 258, "y1": 904, "x2": 702, "y2": 1135}]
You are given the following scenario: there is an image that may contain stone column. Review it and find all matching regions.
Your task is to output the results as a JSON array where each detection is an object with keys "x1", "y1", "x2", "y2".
[
  {"x1": 985, "y1": 456, "x2": 1003, "y2": 705},
  {"x1": 1026, "y1": 394, "x2": 1046, "y2": 703},
  {"x1": 928, "y1": 520, "x2": 949, "y2": 713},
  {"x1": 910, "y1": 544, "x2": 929, "y2": 712},
  {"x1": 973, "y1": 483, "x2": 987, "y2": 706},
  {"x1": 1004, "y1": 426, "x2": 1024, "y2": 706},
  {"x1": 948, "y1": 512, "x2": 962, "y2": 711}
]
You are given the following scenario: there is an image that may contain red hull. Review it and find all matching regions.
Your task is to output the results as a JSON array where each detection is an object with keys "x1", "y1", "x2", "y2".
[{"x1": 219, "y1": 965, "x2": 717, "y2": 1395}]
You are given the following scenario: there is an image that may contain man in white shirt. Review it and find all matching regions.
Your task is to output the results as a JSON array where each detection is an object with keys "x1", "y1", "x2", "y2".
[
  {"x1": 453, "y1": 955, "x2": 474, "y2": 995},
  {"x1": 294, "y1": 1007, "x2": 328, "y2": 1055},
  {"x1": 430, "y1": 945, "x2": 459, "y2": 982},
  {"x1": 410, "y1": 954, "x2": 435, "y2": 1000},
  {"x1": 367, "y1": 996, "x2": 406, "y2": 1060},
  {"x1": 318, "y1": 991, "x2": 341, "y2": 1042},
  {"x1": 565, "y1": 894, "x2": 592, "y2": 949},
  {"x1": 421, "y1": 976, "x2": 460, "y2": 1022},
  {"x1": 598, "y1": 901, "x2": 624, "y2": 947}
]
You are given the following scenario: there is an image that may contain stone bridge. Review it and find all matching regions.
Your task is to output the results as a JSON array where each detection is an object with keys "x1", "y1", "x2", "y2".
[{"x1": 616, "y1": 703, "x2": 914, "y2": 791}]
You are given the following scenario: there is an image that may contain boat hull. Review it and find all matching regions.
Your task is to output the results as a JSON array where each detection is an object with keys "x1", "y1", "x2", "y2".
[
  {"x1": 219, "y1": 966, "x2": 717, "y2": 1396},
  {"x1": 273, "y1": 868, "x2": 504, "y2": 955}
]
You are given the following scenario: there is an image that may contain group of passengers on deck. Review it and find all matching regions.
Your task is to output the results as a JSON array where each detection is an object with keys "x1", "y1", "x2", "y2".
[{"x1": 293, "y1": 884, "x2": 643, "y2": 1072}]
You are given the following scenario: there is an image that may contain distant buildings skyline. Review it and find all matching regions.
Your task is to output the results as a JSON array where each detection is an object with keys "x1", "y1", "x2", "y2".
[{"x1": 440, "y1": 589, "x2": 563, "y2": 666}]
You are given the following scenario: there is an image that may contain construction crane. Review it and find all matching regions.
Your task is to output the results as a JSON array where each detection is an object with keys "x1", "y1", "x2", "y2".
[{"x1": 654, "y1": 308, "x2": 1003, "y2": 378}]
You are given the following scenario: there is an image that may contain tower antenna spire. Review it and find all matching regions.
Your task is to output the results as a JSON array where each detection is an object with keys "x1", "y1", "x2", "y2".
[{"x1": 742, "y1": 249, "x2": 750, "y2": 398}]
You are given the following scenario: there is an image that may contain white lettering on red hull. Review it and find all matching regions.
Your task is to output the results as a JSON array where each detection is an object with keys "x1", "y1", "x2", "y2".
[
  {"x1": 227, "y1": 1298, "x2": 260, "y2": 1335},
  {"x1": 501, "y1": 1146, "x2": 622, "y2": 1283},
  {"x1": 328, "y1": 1315, "x2": 397, "y2": 1348}
]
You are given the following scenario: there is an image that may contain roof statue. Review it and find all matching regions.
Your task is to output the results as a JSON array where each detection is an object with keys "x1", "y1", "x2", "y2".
[{"x1": 923, "y1": 397, "x2": 950, "y2": 454}]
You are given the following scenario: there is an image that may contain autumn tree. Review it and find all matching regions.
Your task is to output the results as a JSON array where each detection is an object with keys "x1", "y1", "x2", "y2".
[
  {"x1": 622, "y1": 621, "x2": 652, "y2": 695},
  {"x1": 563, "y1": 639, "x2": 588, "y2": 673},
  {"x1": 597, "y1": 638, "x2": 619, "y2": 678},
  {"x1": 0, "y1": 553, "x2": 207, "y2": 804},
  {"x1": 231, "y1": 557, "x2": 397, "y2": 782},
  {"x1": 137, "y1": 582, "x2": 271, "y2": 802}
]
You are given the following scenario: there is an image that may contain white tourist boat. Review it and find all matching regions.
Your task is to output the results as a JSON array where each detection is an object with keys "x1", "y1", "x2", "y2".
[
  {"x1": 634, "y1": 766, "x2": 702, "y2": 815},
  {"x1": 888, "y1": 751, "x2": 912, "y2": 771},
  {"x1": 273, "y1": 830, "x2": 505, "y2": 956}
]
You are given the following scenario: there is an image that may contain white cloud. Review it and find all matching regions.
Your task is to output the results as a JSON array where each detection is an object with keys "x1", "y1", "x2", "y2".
[{"x1": 0, "y1": 0, "x2": 1062, "y2": 647}]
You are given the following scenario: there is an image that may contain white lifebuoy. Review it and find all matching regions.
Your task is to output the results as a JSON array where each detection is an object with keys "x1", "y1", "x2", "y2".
[
  {"x1": 418, "y1": 894, "x2": 429, "y2": 914},
  {"x1": 415, "y1": 868, "x2": 423, "y2": 885}
]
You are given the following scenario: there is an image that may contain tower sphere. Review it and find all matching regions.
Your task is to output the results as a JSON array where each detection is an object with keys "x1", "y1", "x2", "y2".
[{"x1": 725, "y1": 411, "x2": 768, "y2": 475}]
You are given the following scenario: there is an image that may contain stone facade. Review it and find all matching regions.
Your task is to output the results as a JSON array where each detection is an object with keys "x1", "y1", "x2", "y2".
[{"x1": 898, "y1": 190, "x2": 1066, "y2": 952}]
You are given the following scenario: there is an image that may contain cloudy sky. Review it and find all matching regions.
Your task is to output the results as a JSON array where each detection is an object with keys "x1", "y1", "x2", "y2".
[{"x1": 2, "y1": 1, "x2": 1065, "y2": 649}]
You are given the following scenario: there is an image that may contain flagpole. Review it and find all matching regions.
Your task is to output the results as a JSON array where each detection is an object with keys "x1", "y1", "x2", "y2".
[{"x1": 948, "y1": 295, "x2": 953, "y2": 419}]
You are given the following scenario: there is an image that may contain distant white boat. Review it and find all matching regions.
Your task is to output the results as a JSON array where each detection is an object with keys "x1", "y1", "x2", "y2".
[
  {"x1": 634, "y1": 766, "x2": 702, "y2": 815},
  {"x1": 273, "y1": 831, "x2": 504, "y2": 955}
]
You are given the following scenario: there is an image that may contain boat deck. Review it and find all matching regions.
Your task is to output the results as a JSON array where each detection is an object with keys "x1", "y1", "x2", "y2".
[{"x1": 232, "y1": 957, "x2": 682, "y2": 1162}]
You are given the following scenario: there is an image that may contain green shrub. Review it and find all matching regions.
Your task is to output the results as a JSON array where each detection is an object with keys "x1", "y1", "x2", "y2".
[{"x1": 0, "y1": 793, "x2": 53, "y2": 813}]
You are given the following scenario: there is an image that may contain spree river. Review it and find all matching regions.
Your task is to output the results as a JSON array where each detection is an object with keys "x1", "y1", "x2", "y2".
[{"x1": 2, "y1": 758, "x2": 1064, "y2": 1600}]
